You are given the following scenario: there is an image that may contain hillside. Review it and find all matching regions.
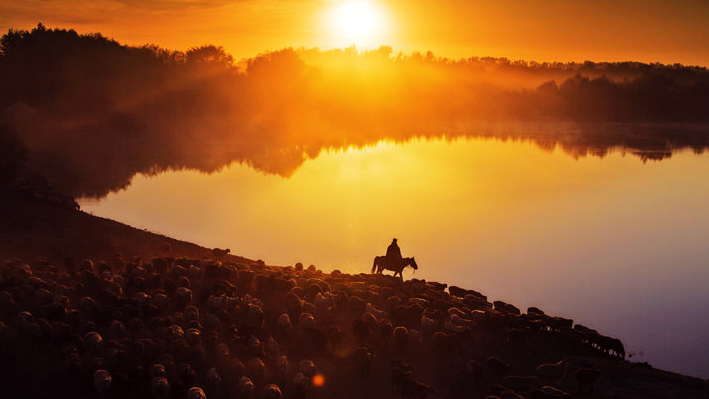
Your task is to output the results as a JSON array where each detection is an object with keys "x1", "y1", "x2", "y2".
[
  {"x1": 0, "y1": 191, "x2": 253, "y2": 266},
  {"x1": 1, "y1": 192, "x2": 708, "y2": 399}
]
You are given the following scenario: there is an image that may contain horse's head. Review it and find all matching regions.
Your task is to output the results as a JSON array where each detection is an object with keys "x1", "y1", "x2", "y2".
[{"x1": 409, "y1": 257, "x2": 418, "y2": 271}]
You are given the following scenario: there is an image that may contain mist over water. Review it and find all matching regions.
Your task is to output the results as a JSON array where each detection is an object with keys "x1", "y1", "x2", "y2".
[{"x1": 80, "y1": 137, "x2": 709, "y2": 379}]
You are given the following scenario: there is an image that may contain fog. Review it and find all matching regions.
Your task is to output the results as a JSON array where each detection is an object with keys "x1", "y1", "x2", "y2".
[{"x1": 2, "y1": 25, "x2": 709, "y2": 197}]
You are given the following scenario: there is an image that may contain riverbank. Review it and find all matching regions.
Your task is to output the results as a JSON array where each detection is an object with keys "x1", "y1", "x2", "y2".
[{"x1": 1, "y1": 192, "x2": 708, "y2": 399}]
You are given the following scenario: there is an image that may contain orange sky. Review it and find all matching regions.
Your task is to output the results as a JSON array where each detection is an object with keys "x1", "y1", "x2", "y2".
[{"x1": 2, "y1": 0, "x2": 709, "y2": 65}]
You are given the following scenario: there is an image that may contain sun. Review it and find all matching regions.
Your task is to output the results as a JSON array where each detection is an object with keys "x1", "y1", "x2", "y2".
[{"x1": 327, "y1": 1, "x2": 387, "y2": 46}]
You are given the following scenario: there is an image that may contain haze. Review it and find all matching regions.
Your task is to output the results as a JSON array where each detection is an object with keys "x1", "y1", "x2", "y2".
[{"x1": 2, "y1": 0, "x2": 709, "y2": 65}]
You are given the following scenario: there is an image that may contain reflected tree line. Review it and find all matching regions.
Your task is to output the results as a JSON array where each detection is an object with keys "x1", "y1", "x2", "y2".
[{"x1": 1, "y1": 24, "x2": 708, "y2": 198}]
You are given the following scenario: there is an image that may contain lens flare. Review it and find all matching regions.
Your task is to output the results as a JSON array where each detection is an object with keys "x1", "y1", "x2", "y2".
[{"x1": 312, "y1": 373, "x2": 326, "y2": 387}]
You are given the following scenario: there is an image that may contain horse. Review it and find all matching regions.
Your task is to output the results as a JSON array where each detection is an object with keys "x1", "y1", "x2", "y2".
[{"x1": 371, "y1": 256, "x2": 418, "y2": 278}]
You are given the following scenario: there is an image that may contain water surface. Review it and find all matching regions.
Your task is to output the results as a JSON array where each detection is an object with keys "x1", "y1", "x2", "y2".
[{"x1": 81, "y1": 137, "x2": 709, "y2": 379}]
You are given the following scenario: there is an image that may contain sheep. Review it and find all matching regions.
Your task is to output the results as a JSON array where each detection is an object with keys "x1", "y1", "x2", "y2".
[
  {"x1": 184, "y1": 305, "x2": 200, "y2": 321},
  {"x1": 355, "y1": 346, "x2": 373, "y2": 381},
  {"x1": 263, "y1": 384, "x2": 283, "y2": 399},
  {"x1": 150, "y1": 363, "x2": 167, "y2": 378},
  {"x1": 536, "y1": 359, "x2": 566, "y2": 379},
  {"x1": 365, "y1": 303, "x2": 387, "y2": 319},
  {"x1": 401, "y1": 371, "x2": 435, "y2": 399},
  {"x1": 238, "y1": 376, "x2": 255, "y2": 398},
  {"x1": 302, "y1": 301, "x2": 318, "y2": 316},
  {"x1": 352, "y1": 318, "x2": 371, "y2": 342},
  {"x1": 266, "y1": 336, "x2": 280, "y2": 363},
  {"x1": 448, "y1": 285, "x2": 470, "y2": 298},
  {"x1": 93, "y1": 369, "x2": 112, "y2": 399},
  {"x1": 247, "y1": 335, "x2": 264, "y2": 357},
  {"x1": 292, "y1": 373, "x2": 309, "y2": 399},
  {"x1": 325, "y1": 326, "x2": 345, "y2": 352},
  {"x1": 420, "y1": 316, "x2": 438, "y2": 341},
  {"x1": 446, "y1": 314, "x2": 472, "y2": 333},
  {"x1": 408, "y1": 329, "x2": 421, "y2": 350},
  {"x1": 433, "y1": 331, "x2": 454, "y2": 356},
  {"x1": 464, "y1": 310, "x2": 486, "y2": 326},
  {"x1": 277, "y1": 313, "x2": 292, "y2": 335},
  {"x1": 188, "y1": 265, "x2": 204, "y2": 283},
  {"x1": 275, "y1": 355, "x2": 290, "y2": 385},
  {"x1": 545, "y1": 316, "x2": 572, "y2": 331},
  {"x1": 348, "y1": 296, "x2": 367, "y2": 313},
  {"x1": 497, "y1": 389, "x2": 525, "y2": 399},
  {"x1": 247, "y1": 303, "x2": 265, "y2": 329},
  {"x1": 390, "y1": 359, "x2": 413, "y2": 390},
  {"x1": 575, "y1": 368, "x2": 601, "y2": 394},
  {"x1": 500, "y1": 375, "x2": 539, "y2": 394},
  {"x1": 226, "y1": 359, "x2": 246, "y2": 383},
  {"x1": 447, "y1": 307, "x2": 468, "y2": 318},
  {"x1": 530, "y1": 385, "x2": 570, "y2": 399},
  {"x1": 246, "y1": 358, "x2": 267, "y2": 386},
  {"x1": 600, "y1": 336, "x2": 625, "y2": 359},
  {"x1": 215, "y1": 342, "x2": 230, "y2": 368},
  {"x1": 393, "y1": 303, "x2": 423, "y2": 328},
  {"x1": 306, "y1": 327, "x2": 328, "y2": 353},
  {"x1": 527, "y1": 306, "x2": 545, "y2": 316},
  {"x1": 486, "y1": 356, "x2": 510, "y2": 379},
  {"x1": 212, "y1": 248, "x2": 231, "y2": 261},
  {"x1": 361, "y1": 312, "x2": 378, "y2": 330},
  {"x1": 493, "y1": 301, "x2": 521, "y2": 315},
  {"x1": 465, "y1": 359, "x2": 485, "y2": 383},
  {"x1": 187, "y1": 387, "x2": 207, "y2": 399},
  {"x1": 409, "y1": 297, "x2": 428, "y2": 308},
  {"x1": 205, "y1": 367, "x2": 222, "y2": 398},
  {"x1": 508, "y1": 327, "x2": 531, "y2": 349},
  {"x1": 427, "y1": 281, "x2": 447, "y2": 291},
  {"x1": 557, "y1": 326, "x2": 583, "y2": 348},
  {"x1": 299, "y1": 359, "x2": 317, "y2": 378},
  {"x1": 179, "y1": 364, "x2": 197, "y2": 387},
  {"x1": 255, "y1": 274, "x2": 276, "y2": 296},
  {"x1": 207, "y1": 294, "x2": 224, "y2": 310},
  {"x1": 185, "y1": 328, "x2": 201, "y2": 346},
  {"x1": 0, "y1": 253, "x2": 644, "y2": 399},
  {"x1": 299, "y1": 312, "x2": 316, "y2": 330},
  {"x1": 84, "y1": 331, "x2": 104, "y2": 355},
  {"x1": 150, "y1": 376, "x2": 170, "y2": 399},
  {"x1": 378, "y1": 319, "x2": 394, "y2": 344},
  {"x1": 314, "y1": 292, "x2": 335, "y2": 310}
]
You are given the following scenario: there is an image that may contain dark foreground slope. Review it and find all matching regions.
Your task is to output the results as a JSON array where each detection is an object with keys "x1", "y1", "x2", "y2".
[
  {"x1": 0, "y1": 196, "x2": 707, "y2": 399},
  {"x1": 0, "y1": 192, "x2": 252, "y2": 265}
]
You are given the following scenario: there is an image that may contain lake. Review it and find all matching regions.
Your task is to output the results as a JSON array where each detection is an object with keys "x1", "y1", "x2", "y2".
[{"x1": 80, "y1": 136, "x2": 709, "y2": 379}]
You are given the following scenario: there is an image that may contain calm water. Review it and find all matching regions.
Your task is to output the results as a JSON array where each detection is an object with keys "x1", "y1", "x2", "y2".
[{"x1": 80, "y1": 137, "x2": 709, "y2": 379}]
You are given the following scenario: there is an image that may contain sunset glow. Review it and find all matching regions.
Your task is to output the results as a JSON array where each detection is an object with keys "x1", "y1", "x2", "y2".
[
  {"x1": 3, "y1": 1, "x2": 709, "y2": 64},
  {"x1": 326, "y1": 1, "x2": 388, "y2": 48},
  {"x1": 3, "y1": 0, "x2": 709, "y2": 393}
]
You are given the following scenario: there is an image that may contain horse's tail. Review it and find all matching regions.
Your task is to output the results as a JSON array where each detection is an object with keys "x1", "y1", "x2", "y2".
[{"x1": 371, "y1": 257, "x2": 378, "y2": 273}]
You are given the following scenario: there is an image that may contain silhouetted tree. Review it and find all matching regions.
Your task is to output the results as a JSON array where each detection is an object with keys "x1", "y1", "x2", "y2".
[{"x1": 0, "y1": 126, "x2": 27, "y2": 187}]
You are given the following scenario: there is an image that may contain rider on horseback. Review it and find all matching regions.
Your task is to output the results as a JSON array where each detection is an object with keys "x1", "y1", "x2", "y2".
[
  {"x1": 386, "y1": 238, "x2": 402, "y2": 265},
  {"x1": 372, "y1": 239, "x2": 417, "y2": 278}
]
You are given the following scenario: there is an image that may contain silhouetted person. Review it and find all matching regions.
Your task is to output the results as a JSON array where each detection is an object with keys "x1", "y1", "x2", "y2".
[{"x1": 386, "y1": 238, "x2": 402, "y2": 264}]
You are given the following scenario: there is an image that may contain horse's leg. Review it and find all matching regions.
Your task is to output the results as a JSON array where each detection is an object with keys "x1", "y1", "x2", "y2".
[{"x1": 378, "y1": 259, "x2": 387, "y2": 274}]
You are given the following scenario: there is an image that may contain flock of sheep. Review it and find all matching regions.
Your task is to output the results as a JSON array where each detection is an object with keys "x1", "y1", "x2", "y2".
[{"x1": 0, "y1": 254, "x2": 627, "y2": 399}]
